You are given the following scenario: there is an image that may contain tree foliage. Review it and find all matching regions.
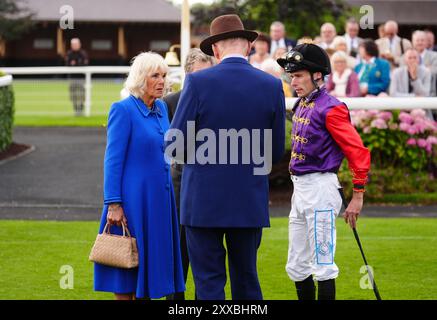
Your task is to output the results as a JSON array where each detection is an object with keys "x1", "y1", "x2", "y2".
[
  {"x1": 0, "y1": 0, "x2": 34, "y2": 41},
  {"x1": 191, "y1": 0, "x2": 354, "y2": 39}
]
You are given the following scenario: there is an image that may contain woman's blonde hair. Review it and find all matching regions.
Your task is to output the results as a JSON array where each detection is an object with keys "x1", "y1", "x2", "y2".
[
  {"x1": 124, "y1": 51, "x2": 169, "y2": 98},
  {"x1": 331, "y1": 50, "x2": 348, "y2": 63}
]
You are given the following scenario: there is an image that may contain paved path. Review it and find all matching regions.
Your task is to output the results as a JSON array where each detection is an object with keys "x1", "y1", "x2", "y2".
[{"x1": 1, "y1": 127, "x2": 436, "y2": 221}]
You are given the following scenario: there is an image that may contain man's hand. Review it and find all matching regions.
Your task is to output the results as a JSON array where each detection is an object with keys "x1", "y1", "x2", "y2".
[
  {"x1": 344, "y1": 191, "x2": 364, "y2": 229},
  {"x1": 107, "y1": 203, "x2": 128, "y2": 227}
]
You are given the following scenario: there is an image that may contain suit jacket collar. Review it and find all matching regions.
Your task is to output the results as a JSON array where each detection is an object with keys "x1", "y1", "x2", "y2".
[{"x1": 220, "y1": 57, "x2": 250, "y2": 65}]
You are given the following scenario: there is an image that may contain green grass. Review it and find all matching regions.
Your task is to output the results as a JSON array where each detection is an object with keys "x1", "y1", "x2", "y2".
[
  {"x1": 0, "y1": 217, "x2": 436, "y2": 300},
  {"x1": 12, "y1": 79, "x2": 123, "y2": 126}
]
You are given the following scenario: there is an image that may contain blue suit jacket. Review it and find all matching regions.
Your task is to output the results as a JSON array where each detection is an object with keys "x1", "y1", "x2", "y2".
[
  {"x1": 355, "y1": 57, "x2": 390, "y2": 95},
  {"x1": 168, "y1": 57, "x2": 286, "y2": 228}
]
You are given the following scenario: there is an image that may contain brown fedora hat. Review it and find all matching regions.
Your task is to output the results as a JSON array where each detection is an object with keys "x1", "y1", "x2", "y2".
[{"x1": 200, "y1": 14, "x2": 258, "y2": 56}]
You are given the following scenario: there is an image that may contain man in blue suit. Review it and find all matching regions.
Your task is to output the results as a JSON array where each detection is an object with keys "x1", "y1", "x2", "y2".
[{"x1": 168, "y1": 14, "x2": 286, "y2": 300}]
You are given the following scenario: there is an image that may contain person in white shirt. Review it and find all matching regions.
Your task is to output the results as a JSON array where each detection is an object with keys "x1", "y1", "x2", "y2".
[
  {"x1": 319, "y1": 23, "x2": 337, "y2": 50},
  {"x1": 391, "y1": 48, "x2": 431, "y2": 97},
  {"x1": 269, "y1": 21, "x2": 297, "y2": 56},
  {"x1": 343, "y1": 18, "x2": 362, "y2": 58},
  {"x1": 376, "y1": 20, "x2": 412, "y2": 69},
  {"x1": 424, "y1": 29, "x2": 437, "y2": 52}
]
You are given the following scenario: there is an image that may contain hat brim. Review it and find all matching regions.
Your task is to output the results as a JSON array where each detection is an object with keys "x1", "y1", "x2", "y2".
[{"x1": 200, "y1": 30, "x2": 259, "y2": 56}]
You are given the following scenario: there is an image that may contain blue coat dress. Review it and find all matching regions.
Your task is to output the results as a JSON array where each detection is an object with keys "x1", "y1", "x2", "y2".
[{"x1": 94, "y1": 95, "x2": 185, "y2": 299}]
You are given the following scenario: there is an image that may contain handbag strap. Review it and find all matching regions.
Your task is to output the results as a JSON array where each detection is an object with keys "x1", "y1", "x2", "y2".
[{"x1": 103, "y1": 221, "x2": 132, "y2": 238}]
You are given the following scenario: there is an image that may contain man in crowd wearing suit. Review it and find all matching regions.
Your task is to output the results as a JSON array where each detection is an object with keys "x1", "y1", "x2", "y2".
[
  {"x1": 390, "y1": 48, "x2": 432, "y2": 98},
  {"x1": 424, "y1": 29, "x2": 437, "y2": 52},
  {"x1": 343, "y1": 18, "x2": 362, "y2": 58},
  {"x1": 409, "y1": 30, "x2": 437, "y2": 97},
  {"x1": 269, "y1": 21, "x2": 297, "y2": 56},
  {"x1": 168, "y1": 14, "x2": 286, "y2": 300},
  {"x1": 164, "y1": 48, "x2": 214, "y2": 300},
  {"x1": 376, "y1": 20, "x2": 412, "y2": 69}
]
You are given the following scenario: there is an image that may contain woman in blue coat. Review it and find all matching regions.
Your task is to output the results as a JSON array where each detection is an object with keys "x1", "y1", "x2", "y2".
[{"x1": 94, "y1": 52, "x2": 185, "y2": 300}]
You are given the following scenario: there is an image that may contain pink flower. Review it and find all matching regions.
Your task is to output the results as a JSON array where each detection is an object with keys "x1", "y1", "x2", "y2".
[
  {"x1": 413, "y1": 121, "x2": 427, "y2": 134},
  {"x1": 411, "y1": 109, "x2": 427, "y2": 119},
  {"x1": 399, "y1": 112, "x2": 414, "y2": 124},
  {"x1": 417, "y1": 138, "x2": 427, "y2": 148},
  {"x1": 426, "y1": 136, "x2": 437, "y2": 145},
  {"x1": 370, "y1": 118, "x2": 388, "y2": 129},
  {"x1": 363, "y1": 126, "x2": 371, "y2": 134},
  {"x1": 407, "y1": 138, "x2": 416, "y2": 146},
  {"x1": 367, "y1": 110, "x2": 379, "y2": 117},
  {"x1": 399, "y1": 122, "x2": 411, "y2": 132},
  {"x1": 389, "y1": 123, "x2": 398, "y2": 130},
  {"x1": 407, "y1": 126, "x2": 417, "y2": 135},
  {"x1": 378, "y1": 111, "x2": 393, "y2": 121}
]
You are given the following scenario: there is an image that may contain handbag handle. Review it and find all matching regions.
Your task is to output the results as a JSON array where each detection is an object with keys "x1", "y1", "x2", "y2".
[{"x1": 103, "y1": 221, "x2": 132, "y2": 238}]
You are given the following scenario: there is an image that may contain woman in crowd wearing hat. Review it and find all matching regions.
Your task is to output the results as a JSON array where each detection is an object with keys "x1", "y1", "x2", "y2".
[
  {"x1": 94, "y1": 52, "x2": 185, "y2": 300},
  {"x1": 277, "y1": 44, "x2": 370, "y2": 300}
]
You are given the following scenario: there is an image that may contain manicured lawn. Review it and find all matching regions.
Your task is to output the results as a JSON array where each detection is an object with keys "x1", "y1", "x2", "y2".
[
  {"x1": 0, "y1": 217, "x2": 436, "y2": 300},
  {"x1": 12, "y1": 79, "x2": 123, "y2": 126}
]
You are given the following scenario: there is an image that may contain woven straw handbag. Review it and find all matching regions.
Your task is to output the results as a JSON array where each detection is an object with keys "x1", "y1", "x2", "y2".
[{"x1": 89, "y1": 221, "x2": 139, "y2": 269}]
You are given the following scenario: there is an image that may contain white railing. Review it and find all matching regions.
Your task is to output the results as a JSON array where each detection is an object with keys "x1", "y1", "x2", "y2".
[
  {"x1": 2, "y1": 66, "x2": 183, "y2": 117},
  {"x1": 3, "y1": 66, "x2": 437, "y2": 115},
  {"x1": 0, "y1": 74, "x2": 13, "y2": 87}
]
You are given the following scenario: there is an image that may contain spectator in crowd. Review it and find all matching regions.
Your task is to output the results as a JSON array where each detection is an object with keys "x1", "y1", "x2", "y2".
[
  {"x1": 378, "y1": 24, "x2": 386, "y2": 39},
  {"x1": 355, "y1": 39, "x2": 390, "y2": 96},
  {"x1": 260, "y1": 58, "x2": 293, "y2": 97},
  {"x1": 65, "y1": 38, "x2": 88, "y2": 116},
  {"x1": 410, "y1": 31, "x2": 437, "y2": 75},
  {"x1": 272, "y1": 47, "x2": 293, "y2": 94},
  {"x1": 332, "y1": 36, "x2": 357, "y2": 69},
  {"x1": 249, "y1": 33, "x2": 271, "y2": 69},
  {"x1": 390, "y1": 48, "x2": 431, "y2": 97},
  {"x1": 319, "y1": 23, "x2": 337, "y2": 50},
  {"x1": 326, "y1": 51, "x2": 360, "y2": 97},
  {"x1": 376, "y1": 20, "x2": 412, "y2": 69},
  {"x1": 163, "y1": 48, "x2": 214, "y2": 300},
  {"x1": 273, "y1": 47, "x2": 287, "y2": 60},
  {"x1": 94, "y1": 52, "x2": 185, "y2": 300},
  {"x1": 269, "y1": 21, "x2": 296, "y2": 55},
  {"x1": 409, "y1": 30, "x2": 437, "y2": 96},
  {"x1": 343, "y1": 18, "x2": 362, "y2": 58},
  {"x1": 424, "y1": 29, "x2": 437, "y2": 52}
]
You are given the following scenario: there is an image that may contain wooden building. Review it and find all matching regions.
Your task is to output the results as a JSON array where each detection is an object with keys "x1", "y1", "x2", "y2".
[{"x1": 1, "y1": 0, "x2": 181, "y2": 66}]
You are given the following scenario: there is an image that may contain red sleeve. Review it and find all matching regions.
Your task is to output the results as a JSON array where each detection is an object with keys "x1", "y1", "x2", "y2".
[{"x1": 326, "y1": 105, "x2": 371, "y2": 187}]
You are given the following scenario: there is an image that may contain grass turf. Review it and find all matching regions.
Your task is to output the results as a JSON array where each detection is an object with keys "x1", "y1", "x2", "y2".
[
  {"x1": 0, "y1": 217, "x2": 436, "y2": 300},
  {"x1": 12, "y1": 79, "x2": 122, "y2": 126}
]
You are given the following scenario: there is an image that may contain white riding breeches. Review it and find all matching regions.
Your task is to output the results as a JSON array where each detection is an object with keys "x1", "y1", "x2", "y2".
[{"x1": 286, "y1": 172, "x2": 343, "y2": 282}]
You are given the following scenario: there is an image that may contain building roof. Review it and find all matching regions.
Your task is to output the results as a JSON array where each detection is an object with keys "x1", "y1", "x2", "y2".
[
  {"x1": 22, "y1": 0, "x2": 181, "y2": 23},
  {"x1": 346, "y1": 0, "x2": 437, "y2": 25}
]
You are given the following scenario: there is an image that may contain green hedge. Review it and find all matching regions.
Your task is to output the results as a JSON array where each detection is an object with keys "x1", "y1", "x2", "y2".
[{"x1": 0, "y1": 73, "x2": 14, "y2": 152}]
